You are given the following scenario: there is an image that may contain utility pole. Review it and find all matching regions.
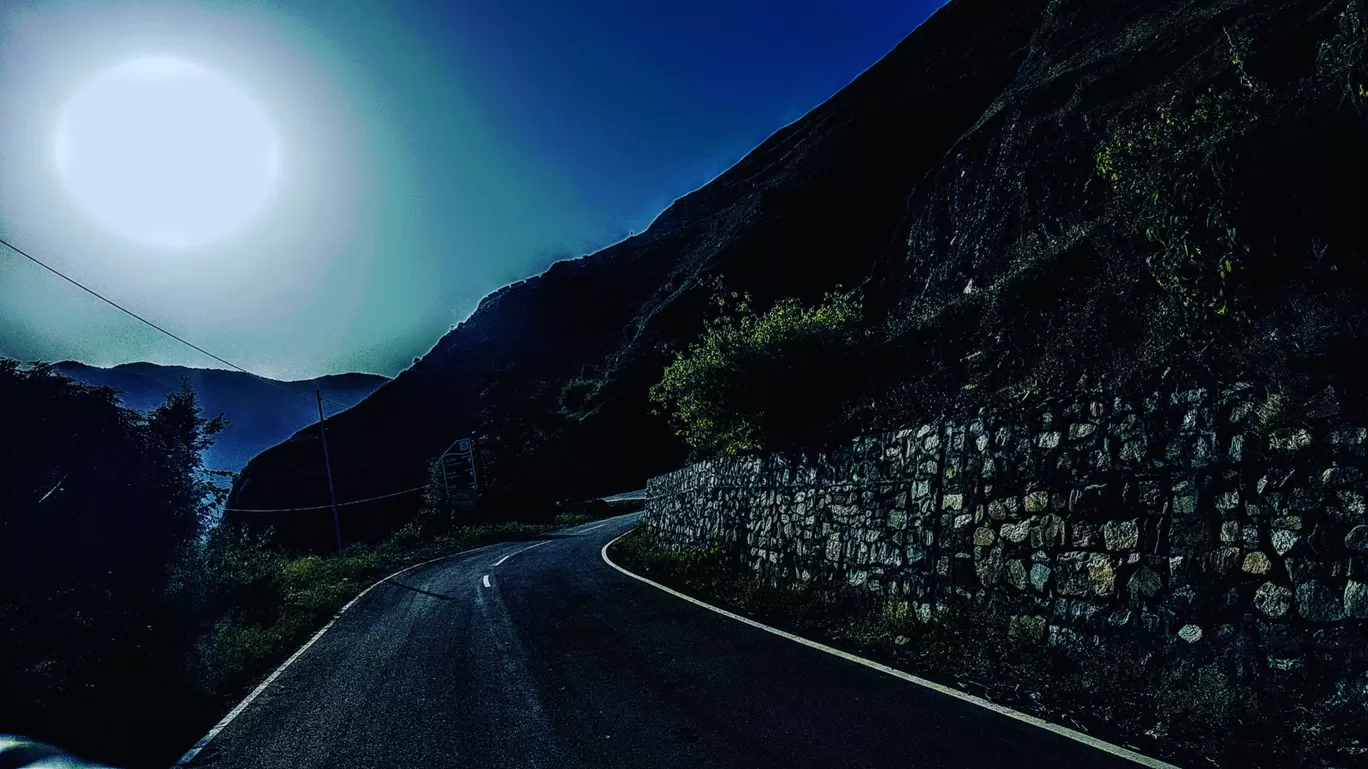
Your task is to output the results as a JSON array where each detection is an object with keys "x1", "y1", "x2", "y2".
[{"x1": 316, "y1": 389, "x2": 343, "y2": 553}]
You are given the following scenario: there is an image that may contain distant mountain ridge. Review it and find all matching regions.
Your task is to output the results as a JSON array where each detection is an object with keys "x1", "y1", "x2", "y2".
[{"x1": 54, "y1": 361, "x2": 388, "y2": 472}]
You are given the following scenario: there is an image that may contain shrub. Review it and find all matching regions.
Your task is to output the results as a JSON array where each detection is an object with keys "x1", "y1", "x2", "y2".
[{"x1": 649, "y1": 287, "x2": 869, "y2": 456}]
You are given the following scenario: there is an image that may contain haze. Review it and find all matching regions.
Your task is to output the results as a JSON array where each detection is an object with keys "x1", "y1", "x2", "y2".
[{"x1": 0, "y1": 0, "x2": 941, "y2": 380}]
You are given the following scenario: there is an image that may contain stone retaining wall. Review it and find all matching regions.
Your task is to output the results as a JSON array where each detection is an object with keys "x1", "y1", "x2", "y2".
[{"x1": 643, "y1": 385, "x2": 1368, "y2": 668}]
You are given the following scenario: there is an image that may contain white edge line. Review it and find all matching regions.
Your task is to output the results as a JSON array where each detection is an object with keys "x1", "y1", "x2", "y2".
[
  {"x1": 170, "y1": 542, "x2": 502, "y2": 768},
  {"x1": 482, "y1": 574, "x2": 492, "y2": 588},
  {"x1": 599, "y1": 531, "x2": 1181, "y2": 769}
]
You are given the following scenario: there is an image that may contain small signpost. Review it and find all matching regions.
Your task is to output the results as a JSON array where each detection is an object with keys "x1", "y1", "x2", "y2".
[{"x1": 441, "y1": 437, "x2": 478, "y2": 511}]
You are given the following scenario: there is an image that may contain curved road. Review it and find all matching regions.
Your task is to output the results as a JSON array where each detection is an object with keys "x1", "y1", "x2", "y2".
[{"x1": 186, "y1": 513, "x2": 1144, "y2": 769}]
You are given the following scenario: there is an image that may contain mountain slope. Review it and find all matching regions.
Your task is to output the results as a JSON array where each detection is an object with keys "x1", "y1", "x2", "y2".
[
  {"x1": 231, "y1": 0, "x2": 1368, "y2": 550},
  {"x1": 228, "y1": 0, "x2": 1047, "y2": 548},
  {"x1": 55, "y1": 362, "x2": 387, "y2": 472}
]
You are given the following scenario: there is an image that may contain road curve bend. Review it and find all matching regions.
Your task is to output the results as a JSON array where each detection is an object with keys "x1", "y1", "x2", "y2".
[{"x1": 184, "y1": 513, "x2": 1149, "y2": 769}]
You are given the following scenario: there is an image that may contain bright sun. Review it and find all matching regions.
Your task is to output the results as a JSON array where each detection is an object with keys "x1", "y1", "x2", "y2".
[{"x1": 54, "y1": 56, "x2": 281, "y2": 249}]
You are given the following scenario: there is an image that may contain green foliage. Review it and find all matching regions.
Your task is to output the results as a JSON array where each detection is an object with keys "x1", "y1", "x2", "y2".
[
  {"x1": 1318, "y1": 0, "x2": 1368, "y2": 102},
  {"x1": 558, "y1": 376, "x2": 600, "y2": 418},
  {"x1": 649, "y1": 286, "x2": 868, "y2": 456},
  {"x1": 0, "y1": 362, "x2": 230, "y2": 766},
  {"x1": 1094, "y1": 73, "x2": 1261, "y2": 319}
]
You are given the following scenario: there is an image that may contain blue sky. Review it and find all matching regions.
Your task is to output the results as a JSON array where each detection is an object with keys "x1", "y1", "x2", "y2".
[{"x1": 0, "y1": 0, "x2": 943, "y2": 379}]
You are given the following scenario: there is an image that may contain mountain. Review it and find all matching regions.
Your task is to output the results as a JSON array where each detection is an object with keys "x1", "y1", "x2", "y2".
[
  {"x1": 231, "y1": 0, "x2": 1368, "y2": 550},
  {"x1": 54, "y1": 362, "x2": 388, "y2": 472}
]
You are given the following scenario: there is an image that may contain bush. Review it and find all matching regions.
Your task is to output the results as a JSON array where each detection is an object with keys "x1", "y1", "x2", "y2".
[{"x1": 649, "y1": 287, "x2": 869, "y2": 456}]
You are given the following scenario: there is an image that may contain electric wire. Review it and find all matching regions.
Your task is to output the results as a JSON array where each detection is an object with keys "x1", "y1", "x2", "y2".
[{"x1": 0, "y1": 235, "x2": 351, "y2": 410}]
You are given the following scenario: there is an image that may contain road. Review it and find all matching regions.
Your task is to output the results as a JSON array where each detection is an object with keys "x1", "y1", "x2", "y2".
[{"x1": 185, "y1": 513, "x2": 1146, "y2": 769}]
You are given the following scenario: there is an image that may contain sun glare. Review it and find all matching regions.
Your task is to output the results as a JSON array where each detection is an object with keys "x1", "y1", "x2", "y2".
[{"x1": 53, "y1": 56, "x2": 281, "y2": 249}]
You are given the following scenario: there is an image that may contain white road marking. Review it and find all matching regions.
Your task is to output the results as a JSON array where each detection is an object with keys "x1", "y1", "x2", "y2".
[
  {"x1": 600, "y1": 532, "x2": 1179, "y2": 769},
  {"x1": 170, "y1": 542, "x2": 502, "y2": 768},
  {"x1": 493, "y1": 539, "x2": 550, "y2": 566},
  {"x1": 577, "y1": 522, "x2": 608, "y2": 533},
  {"x1": 483, "y1": 574, "x2": 492, "y2": 588}
]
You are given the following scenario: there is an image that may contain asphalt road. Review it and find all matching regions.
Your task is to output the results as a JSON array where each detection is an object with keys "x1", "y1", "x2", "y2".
[{"x1": 187, "y1": 513, "x2": 1144, "y2": 769}]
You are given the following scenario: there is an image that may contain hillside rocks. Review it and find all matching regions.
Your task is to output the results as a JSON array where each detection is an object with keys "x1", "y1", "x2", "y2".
[{"x1": 644, "y1": 384, "x2": 1368, "y2": 673}]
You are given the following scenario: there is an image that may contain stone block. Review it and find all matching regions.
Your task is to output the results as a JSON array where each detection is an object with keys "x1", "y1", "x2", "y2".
[
  {"x1": 1346, "y1": 525, "x2": 1368, "y2": 553},
  {"x1": 1255, "y1": 582, "x2": 1294, "y2": 618},
  {"x1": 1296, "y1": 581, "x2": 1345, "y2": 623},
  {"x1": 1029, "y1": 562, "x2": 1052, "y2": 592},
  {"x1": 1127, "y1": 567, "x2": 1162, "y2": 599},
  {"x1": 1024, "y1": 491, "x2": 1050, "y2": 513},
  {"x1": 1000, "y1": 520, "x2": 1030, "y2": 544},
  {"x1": 1057, "y1": 552, "x2": 1115, "y2": 597},
  {"x1": 1102, "y1": 519, "x2": 1140, "y2": 551},
  {"x1": 1006, "y1": 560, "x2": 1029, "y2": 590},
  {"x1": 1243, "y1": 551, "x2": 1272, "y2": 575}
]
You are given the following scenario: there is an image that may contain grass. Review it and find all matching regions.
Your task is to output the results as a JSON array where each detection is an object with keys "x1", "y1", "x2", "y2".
[
  {"x1": 141, "y1": 512, "x2": 615, "y2": 769},
  {"x1": 609, "y1": 529, "x2": 1368, "y2": 769}
]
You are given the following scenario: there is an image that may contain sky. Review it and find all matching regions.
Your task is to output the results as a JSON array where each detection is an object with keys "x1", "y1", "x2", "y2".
[{"x1": 0, "y1": 0, "x2": 943, "y2": 380}]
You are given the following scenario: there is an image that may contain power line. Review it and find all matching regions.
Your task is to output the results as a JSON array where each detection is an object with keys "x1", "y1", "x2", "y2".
[
  {"x1": 0, "y1": 235, "x2": 350, "y2": 411},
  {"x1": 222, "y1": 484, "x2": 427, "y2": 513}
]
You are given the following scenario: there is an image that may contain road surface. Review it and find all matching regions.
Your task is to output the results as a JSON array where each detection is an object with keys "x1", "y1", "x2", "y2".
[{"x1": 185, "y1": 513, "x2": 1145, "y2": 769}]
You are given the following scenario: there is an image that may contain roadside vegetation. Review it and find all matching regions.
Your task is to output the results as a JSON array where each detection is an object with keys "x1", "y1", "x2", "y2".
[
  {"x1": 610, "y1": 529, "x2": 1368, "y2": 769},
  {"x1": 0, "y1": 360, "x2": 605, "y2": 769},
  {"x1": 649, "y1": 283, "x2": 870, "y2": 456}
]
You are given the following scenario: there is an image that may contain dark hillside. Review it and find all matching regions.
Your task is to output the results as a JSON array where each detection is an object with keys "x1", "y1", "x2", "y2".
[
  {"x1": 228, "y1": 0, "x2": 1048, "y2": 549},
  {"x1": 233, "y1": 0, "x2": 1368, "y2": 551},
  {"x1": 859, "y1": 0, "x2": 1368, "y2": 427}
]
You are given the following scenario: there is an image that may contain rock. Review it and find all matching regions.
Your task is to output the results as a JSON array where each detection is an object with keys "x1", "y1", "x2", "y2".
[
  {"x1": 1254, "y1": 582, "x2": 1294, "y2": 618},
  {"x1": 1219, "y1": 520, "x2": 1240, "y2": 542},
  {"x1": 973, "y1": 527, "x2": 997, "y2": 546},
  {"x1": 1006, "y1": 559, "x2": 1029, "y2": 589},
  {"x1": 1037, "y1": 432, "x2": 1061, "y2": 449},
  {"x1": 1029, "y1": 562, "x2": 1052, "y2": 592},
  {"x1": 1303, "y1": 385, "x2": 1339, "y2": 420},
  {"x1": 1000, "y1": 520, "x2": 1030, "y2": 543},
  {"x1": 1346, "y1": 525, "x2": 1368, "y2": 553},
  {"x1": 1030, "y1": 515, "x2": 1065, "y2": 549},
  {"x1": 1242, "y1": 551, "x2": 1272, "y2": 574},
  {"x1": 1101, "y1": 519, "x2": 1140, "y2": 550},
  {"x1": 1211, "y1": 546, "x2": 1242, "y2": 575},
  {"x1": 1069, "y1": 423, "x2": 1097, "y2": 440},
  {"x1": 1346, "y1": 581, "x2": 1368, "y2": 619},
  {"x1": 1057, "y1": 552, "x2": 1115, "y2": 597},
  {"x1": 1173, "y1": 494, "x2": 1198, "y2": 515},
  {"x1": 975, "y1": 547, "x2": 1004, "y2": 585},
  {"x1": 1269, "y1": 428, "x2": 1312, "y2": 452},
  {"x1": 1009, "y1": 614, "x2": 1048, "y2": 641},
  {"x1": 1071, "y1": 522, "x2": 1097, "y2": 547},
  {"x1": 1271, "y1": 515, "x2": 1303, "y2": 531},
  {"x1": 1329, "y1": 426, "x2": 1367, "y2": 446},
  {"x1": 1178, "y1": 624, "x2": 1203, "y2": 644},
  {"x1": 987, "y1": 497, "x2": 1020, "y2": 521},
  {"x1": 1272, "y1": 529, "x2": 1299, "y2": 556},
  {"x1": 1024, "y1": 491, "x2": 1050, "y2": 513},
  {"x1": 943, "y1": 493, "x2": 964, "y2": 510},
  {"x1": 1296, "y1": 581, "x2": 1345, "y2": 623},
  {"x1": 1127, "y1": 567, "x2": 1162, "y2": 599}
]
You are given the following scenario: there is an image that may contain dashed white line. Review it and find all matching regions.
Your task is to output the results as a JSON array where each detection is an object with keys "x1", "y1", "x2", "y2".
[
  {"x1": 493, "y1": 540, "x2": 550, "y2": 567},
  {"x1": 600, "y1": 532, "x2": 1179, "y2": 769},
  {"x1": 577, "y1": 522, "x2": 608, "y2": 533},
  {"x1": 482, "y1": 574, "x2": 492, "y2": 588}
]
